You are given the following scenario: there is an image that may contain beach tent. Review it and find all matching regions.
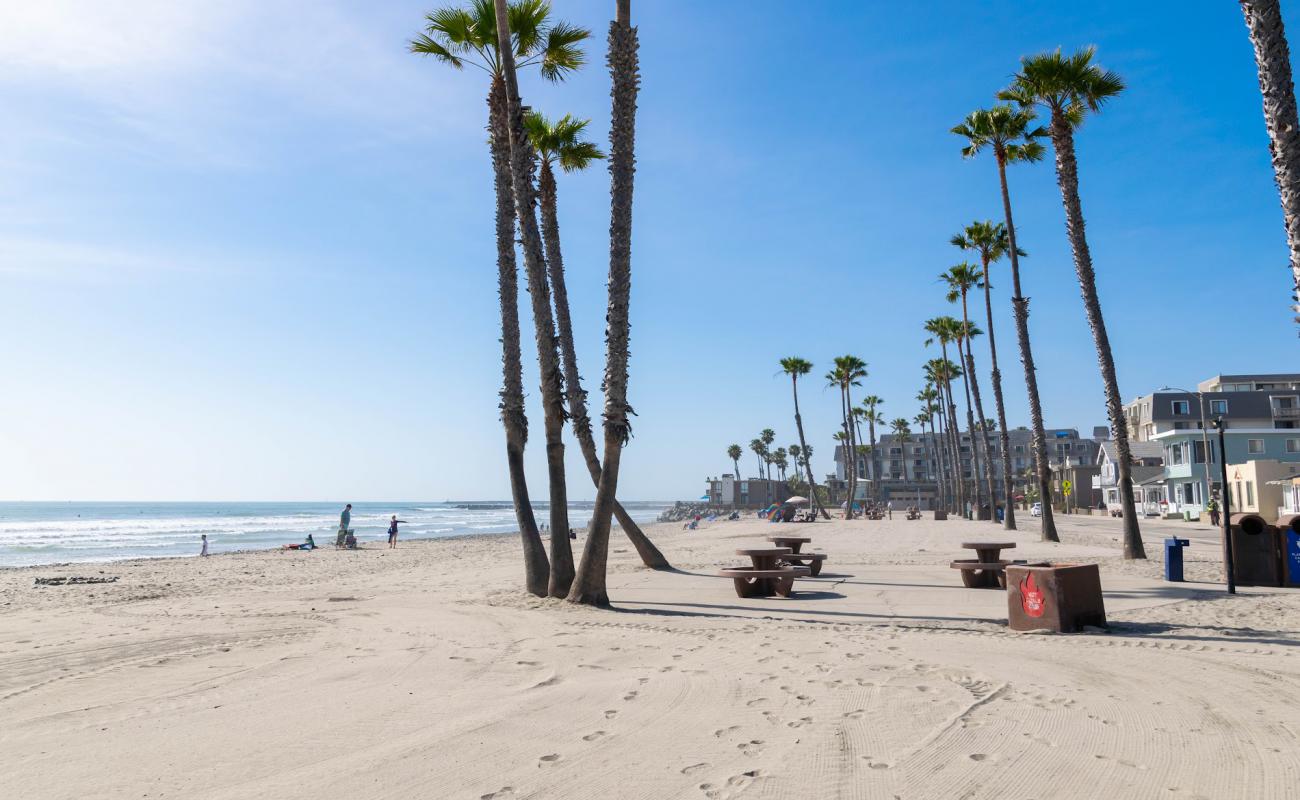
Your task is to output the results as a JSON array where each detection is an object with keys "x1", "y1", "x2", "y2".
[{"x1": 785, "y1": 496, "x2": 809, "y2": 505}]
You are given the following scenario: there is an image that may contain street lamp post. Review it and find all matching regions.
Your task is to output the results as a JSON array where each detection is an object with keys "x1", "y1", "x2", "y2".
[
  {"x1": 1161, "y1": 386, "x2": 1214, "y2": 513},
  {"x1": 1213, "y1": 416, "x2": 1236, "y2": 595}
]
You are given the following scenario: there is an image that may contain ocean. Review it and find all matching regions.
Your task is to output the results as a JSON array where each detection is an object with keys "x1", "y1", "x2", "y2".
[{"x1": 0, "y1": 501, "x2": 670, "y2": 568}]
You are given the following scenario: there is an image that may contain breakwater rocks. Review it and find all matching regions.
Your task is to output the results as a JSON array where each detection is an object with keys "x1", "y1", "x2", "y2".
[{"x1": 658, "y1": 502, "x2": 729, "y2": 523}]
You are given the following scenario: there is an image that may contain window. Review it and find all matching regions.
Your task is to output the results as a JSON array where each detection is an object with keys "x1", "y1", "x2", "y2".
[
  {"x1": 1193, "y1": 440, "x2": 1207, "y2": 464},
  {"x1": 1210, "y1": 399, "x2": 1228, "y2": 415},
  {"x1": 1246, "y1": 481, "x2": 1255, "y2": 507},
  {"x1": 1172, "y1": 400, "x2": 1190, "y2": 415},
  {"x1": 912, "y1": 446, "x2": 924, "y2": 455},
  {"x1": 1248, "y1": 439, "x2": 1265, "y2": 455},
  {"x1": 1288, "y1": 439, "x2": 1300, "y2": 453},
  {"x1": 1169, "y1": 444, "x2": 1185, "y2": 466},
  {"x1": 1015, "y1": 445, "x2": 1025, "y2": 453},
  {"x1": 889, "y1": 447, "x2": 902, "y2": 455}
]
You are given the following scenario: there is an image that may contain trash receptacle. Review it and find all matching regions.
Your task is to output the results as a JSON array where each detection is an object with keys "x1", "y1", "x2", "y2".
[
  {"x1": 1006, "y1": 562, "x2": 1107, "y2": 633},
  {"x1": 1279, "y1": 513, "x2": 1300, "y2": 588},
  {"x1": 1227, "y1": 513, "x2": 1282, "y2": 587},
  {"x1": 1164, "y1": 538, "x2": 1189, "y2": 582}
]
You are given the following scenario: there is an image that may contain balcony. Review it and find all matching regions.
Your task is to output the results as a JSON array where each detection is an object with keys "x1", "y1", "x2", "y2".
[{"x1": 1273, "y1": 406, "x2": 1300, "y2": 419}]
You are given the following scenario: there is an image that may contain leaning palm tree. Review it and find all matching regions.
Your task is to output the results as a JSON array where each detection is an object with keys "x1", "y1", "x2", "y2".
[
  {"x1": 779, "y1": 357, "x2": 831, "y2": 519},
  {"x1": 488, "y1": 0, "x2": 591, "y2": 596},
  {"x1": 860, "y1": 395, "x2": 884, "y2": 500},
  {"x1": 1001, "y1": 47, "x2": 1144, "y2": 558},
  {"x1": 1240, "y1": 1, "x2": 1300, "y2": 323},
  {"x1": 727, "y1": 443, "x2": 743, "y2": 480},
  {"x1": 952, "y1": 104, "x2": 1059, "y2": 541},
  {"x1": 951, "y1": 220, "x2": 1018, "y2": 530},
  {"x1": 568, "y1": 0, "x2": 642, "y2": 605},
  {"x1": 525, "y1": 111, "x2": 669, "y2": 570},
  {"x1": 411, "y1": 0, "x2": 585, "y2": 596}
]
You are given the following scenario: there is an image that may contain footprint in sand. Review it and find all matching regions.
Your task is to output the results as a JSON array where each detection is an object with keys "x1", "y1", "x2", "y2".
[
  {"x1": 744, "y1": 698, "x2": 768, "y2": 707},
  {"x1": 582, "y1": 731, "x2": 607, "y2": 742},
  {"x1": 604, "y1": 709, "x2": 619, "y2": 719},
  {"x1": 538, "y1": 754, "x2": 561, "y2": 766},
  {"x1": 737, "y1": 739, "x2": 765, "y2": 756},
  {"x1": 680, "y1": 762, "x2": 709, "y2": 775},
  {"x1": 623, "y1": 691, "x2": 639, "y2": 701},
  {"x1": 713, "y1": 725, "x2": 740, "y2": 738},
  {"x1": 481, "y1": 787, "x2": 516, "y2": 799},
  {"x1": 860, "y1": 757, "x2": 891, "y2": 770},
  {"x1": 842, "y1": 709, "x2": 865, "y2": 719},
  {"x1": 787, "y1": 717, "x2": 813, "y2": 728},
  {"x1": 515, "y1": 660, "x2": 540, "y2": 666}
]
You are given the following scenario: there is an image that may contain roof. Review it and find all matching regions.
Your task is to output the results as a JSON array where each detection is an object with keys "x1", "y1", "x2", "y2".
[
  {"x1": 1132, "y1": 466, "x2": 1166, "y2": 485},
  {"x1": 1097, "y1": 440, "x2": 1164, "y2": 464}
]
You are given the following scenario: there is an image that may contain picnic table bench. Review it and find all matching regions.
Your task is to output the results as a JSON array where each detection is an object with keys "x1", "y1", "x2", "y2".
[
  {"x1": 950, "y1": 541, "x2": 1019, "y2": 589},
  {"x1": 766, "y1": 536, "x2": 828, "y2": 576},
  {"x1": 718, "y1": 547, "x2": 810, "y2": 597},
  {"x1": 906, "y1": 509, "x2": 922, "y2": 520}
]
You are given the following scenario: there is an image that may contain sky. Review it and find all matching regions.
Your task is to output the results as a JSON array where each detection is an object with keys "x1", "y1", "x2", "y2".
[{"x1": 0, "y1": 0, "x2": 1297, "y2": 502}]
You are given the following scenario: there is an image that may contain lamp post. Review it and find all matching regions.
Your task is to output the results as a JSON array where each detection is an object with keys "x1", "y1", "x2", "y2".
[
  {"x1": 1161, "y1": 386, "x2": 1214, "y2": 514},
  {"x1": 1213, "y1": 416, "x2": 1236, "y2": 595}
]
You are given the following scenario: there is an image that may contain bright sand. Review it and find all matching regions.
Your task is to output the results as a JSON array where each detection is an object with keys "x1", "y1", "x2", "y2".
[{"x1": 3, "y1": 513, "x2": 1299, "y2": 799}]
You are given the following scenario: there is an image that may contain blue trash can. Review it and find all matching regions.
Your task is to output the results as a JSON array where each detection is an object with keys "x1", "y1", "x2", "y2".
[{"x1": 1164, "y1": 537, "x2": 1190, "y2": 582}]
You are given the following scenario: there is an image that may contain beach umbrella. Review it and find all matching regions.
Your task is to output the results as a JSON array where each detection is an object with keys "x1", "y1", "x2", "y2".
[
  {"x1": 784, "y1": 496, "x2": 809, "y2": 505},
  {"x1": 699, "y1": 495, "x2": 710, "y2": 501}
]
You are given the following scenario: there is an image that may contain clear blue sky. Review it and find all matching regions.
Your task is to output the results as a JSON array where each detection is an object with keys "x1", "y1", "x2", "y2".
[{"x1": 1, "y1": 1, "x2": 1296, "y2": 501}]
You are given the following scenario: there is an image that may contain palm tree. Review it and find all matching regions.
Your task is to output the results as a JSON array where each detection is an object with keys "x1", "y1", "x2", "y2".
[
  {"x1": 727, "y1": 443, "x2": 743, "y2": 480},
  {"x1": 952, "y1": 104, "x2": 1059, "y2": 541},
  {"x1": 525, "y1": 112, "x2": 668, "y2": 570},
  {"x1": 568, "y1": 0, "x2": 642, "y2": 605},
  {"x1": 951, "y1": 220, "x2": 1018, "y2": 530},
  {"x1": 890, "y1": 419, "x2": 912, "y2": 486},
  {"x1": 749, "y1": 438, "x2": 766, "y2": 478},
  {"x1": 941, "y1": 265, "x2": 996, "y2": 522},
  {"x1": 488, "y1": 0, "x2": 592, "y2": 596},
  {"x1": 860, "y1": 395, "x2": 884, "y2": 500},
  {"x1": 923, "y1": 323, "x2": 966, "y2": 512},
  {"x1": 779, "y1": 355, "x2": 830, "y2": 519},
  {"x1": 760, "y1": 428, "x2": 776, "y2": 472},
  {"x1": 917, "y1": 385, "x2": 944, "y2": 509},
  {"x1": 1240, "y1": 1, "x2": 1300, "y2": 323},
  {"x1": 827, "y1": 356, "x2": 868, "y2": 517},
  {"x1": 412, "y1": 0, "x2": 585, "y2": 596},
  {"x1": 772, "y1": 448, "x2": 788, "y2": 481},
  {"x1": 1001, "y1": 47, "x2": 1144, "y2": 558}
]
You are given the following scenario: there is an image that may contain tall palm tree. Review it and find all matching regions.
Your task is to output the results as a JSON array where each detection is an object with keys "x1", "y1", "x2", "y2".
[
  {"x1": 951, "y1": 220, "x2": 1018, "y2": 530},
  {"x1": 917, "y1": 385, "x2": 944, "y2": 509},
  {"x1": 772, "y1": 448, "x2": 788, "y2": 481},
  {"x1": 827, "y1": 356, "x2": 868, "y2": 517},
  {"x1": 488, "y1": 0, "x2": 591, "y2": 596},
  {"x1": 942, "y1": 265, "x2": 997, "y2": 523},
  {"x1": 727, "y1": 443, "x2": 743, "y2": 480},
  {"x1": 412, "y1": 0, "x2": 585, "y2": 596},
  {"x1": 526, "y1": 111, "x2": 668, "y2": 570},
  {"x1": 923, "y1": 325, "x2": 965, "y2": 513},
  {"x1": 760, "y1": 428, "x2": 777, "y2": 471},
  {"x1": 913, "y1": 409, "x2": 931, "y2": 485},
  {"x1": 779, "y1": 357, "x2": 830, "y2": 519},
  {"x1": 860, "y1": 395, "x2": 884, "y2": 500},
  {"x1": 890, "y1": 419, "x2": 912, "y2": 485},
  {"x1": 952, "y1": 104, "x2": 1059, "y2": 541},
  {"x1": 1001, "y1": 47, "x2": 1144, "y2": 558},
  {"x1": 1240, "y1": 1, "x2": 1300, "y2": 322},
  {"x1": 749, "y1": 438, "x2": 766, "y2": 478},
  {"x1": 568, "y1": 0, "x2": 642, "y2": 605}
]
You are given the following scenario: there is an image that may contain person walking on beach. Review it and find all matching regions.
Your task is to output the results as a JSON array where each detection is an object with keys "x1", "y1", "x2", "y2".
[
  {"x1": 200, "y1": 534, "x2": 209, "y2": 557},
  {"x1": 387, "y1": 515, "x2": 407, "y2": 549},
  {"x1": 886, "y1": 500, "x2": 893, "y2": 520},
  {"x1": 336, "y1": 504, "x2": 352, "y2": 549}
]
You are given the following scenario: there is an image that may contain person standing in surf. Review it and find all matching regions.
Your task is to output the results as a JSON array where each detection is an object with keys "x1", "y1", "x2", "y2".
[
  {"x1": 336, "y1": 504, "x2": 352, "y2": 549},
  {"x1": 387, "y1": 515, "x2": 406, "y2": 549}
]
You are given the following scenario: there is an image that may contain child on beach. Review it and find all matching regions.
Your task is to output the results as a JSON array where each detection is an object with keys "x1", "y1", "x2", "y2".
[
  {"x1": 336, "y1": 504, "x2": 352, "y2": 549},
  {"x1": 387, "y1": 515, "x2": 407, "y2": 549},
  {"x1": 200, "y1": 534, "x2": 209, "y2": 557}
]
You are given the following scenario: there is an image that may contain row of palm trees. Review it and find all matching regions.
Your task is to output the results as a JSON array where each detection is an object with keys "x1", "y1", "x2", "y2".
[{"x1": 412, "y1": 0, "x2": 660, "y2": 604}]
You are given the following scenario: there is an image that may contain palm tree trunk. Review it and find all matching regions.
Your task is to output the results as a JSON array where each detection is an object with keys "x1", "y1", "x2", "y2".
[
  {"x1": 1049, "y1": 111, "x2": 1145, "y2": 559},
  {"x1": 1241, "y1": 0, "x2": 1300, "y2": 323},
  {"x1": 959, "y1": 293, "x2": 995, "y2": 523},
  {"x1": 488, "y1": 78, "x2": 549, "y2": 596},
  {"x1": 845, "y1": 385, "x2": 860, "y2": 518},
  {"x1": 493, "y1": 27, "x2": 575, "y2": 596},
  {"x1": 979, "y1": 262, "x2": 1016, "y2": 531},
  {"x1": 867, "y1": 418, "x2": 878, "y2": 498},
  {"x1": 957, "y1": 353, "x2": 982, "y2": 517},
  {"x1": 569, "y1": 0, "x2": 640, "y2": 605},
  {"x1": 791, "y1": 377, "x2": 831, "y2": 520},
  {"x1": 538, "y1": 161, "x2": 669, "y2": 570},
  {"x1": 996, "y1": 155, "x2": 1058, "y2": 542}
]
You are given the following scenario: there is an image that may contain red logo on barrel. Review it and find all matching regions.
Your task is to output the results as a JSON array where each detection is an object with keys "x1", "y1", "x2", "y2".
[{"x1": 1020, "y1": 572, "x2": 1045, "y2": 617}]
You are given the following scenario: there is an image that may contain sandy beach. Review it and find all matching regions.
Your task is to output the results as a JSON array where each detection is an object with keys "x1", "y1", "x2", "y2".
[{"x1": 4, "y1": 513, "x2": 1299, "y2": 799}]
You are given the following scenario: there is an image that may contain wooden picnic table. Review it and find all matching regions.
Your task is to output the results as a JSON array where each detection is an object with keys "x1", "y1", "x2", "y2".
[
  {"x1": 720, "y1": 548, "x2": 809, "y2": 597},
  {"x1": 766, "y1": 536, "x2": 811, "y2": 554},
  {"x1": 736, "y1": 547, "x2": 792, "y2": 569},
  {"x1": 951, "y1": 542, "x2": 1019, "y2": 589}
]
